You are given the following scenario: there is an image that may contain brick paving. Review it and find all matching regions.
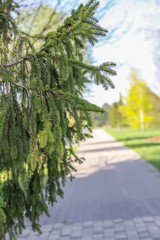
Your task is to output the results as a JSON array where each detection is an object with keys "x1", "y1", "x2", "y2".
[{"x1": 17, "y1": 129, "x2": 160, "y2": 240}]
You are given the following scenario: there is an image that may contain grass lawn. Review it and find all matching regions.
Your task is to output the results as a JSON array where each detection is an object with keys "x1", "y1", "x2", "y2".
[{"x1": 106, "y1": 128, "x2": 160, "y2": 170}]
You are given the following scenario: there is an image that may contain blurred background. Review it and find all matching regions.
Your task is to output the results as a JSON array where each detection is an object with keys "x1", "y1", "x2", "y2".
[{"x1": 16, "y1": 0, "x2": 160, "y2": 168}]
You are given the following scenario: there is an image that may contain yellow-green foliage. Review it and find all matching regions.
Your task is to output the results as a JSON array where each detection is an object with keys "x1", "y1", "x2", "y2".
[{"x1": 120, "y1": 70, "x2": 153, "y2": 129}]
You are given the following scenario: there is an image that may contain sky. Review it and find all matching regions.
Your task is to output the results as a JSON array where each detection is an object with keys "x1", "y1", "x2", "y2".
[{"x1": 85, "y1": 0, "x2": 160, "y2": 107}]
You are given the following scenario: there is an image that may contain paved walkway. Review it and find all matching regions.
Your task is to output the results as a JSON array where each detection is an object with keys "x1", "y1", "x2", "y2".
[{"x1": 17, "y1": 129, "x2": 160, "y2": 240}]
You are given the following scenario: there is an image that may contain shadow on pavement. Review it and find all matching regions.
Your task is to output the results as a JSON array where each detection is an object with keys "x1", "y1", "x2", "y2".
[{"x1": 39, "y1": 157, "x2": 160, "y2": 225}]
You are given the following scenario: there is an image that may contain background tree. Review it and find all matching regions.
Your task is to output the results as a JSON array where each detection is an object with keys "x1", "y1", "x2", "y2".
[
  {"x1": 17, "y1": 3, "x2": 63, "y2": 50},
  {"x1": 0, "y1": 0, "x2": 116, "y2": 239},
  {"x1": 17, "y1": 5, "x2": 63, "y2": 34},
  {"x1": 147, "y1": 88, "x2": 160, "y2": 128},
  {"x1": 109, "y1": 102, "x2": 118, "y2": 128},
  {"x1": 91, "y1": 103, "x2": 110, "y2": 127},
  {"x1": 109, "y1": 95, "x2": 123, "y2": 128},
  {"x1": 119, "y1": 70, "x2": 153, "y2": 130}
]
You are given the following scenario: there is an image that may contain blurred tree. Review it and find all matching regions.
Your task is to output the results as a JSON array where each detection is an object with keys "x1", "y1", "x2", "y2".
[
  {"x1": 0, "y1": 0, "x2": 116, "y2": 239},
  {"x1": 91, "y1": 103, "x2": 110, "y2": 127},
  {"x1": 16, "y1": 3, "x2": 63, "y2": 51},
  {"x1": 109, "y1": 102, "x2": 118, "y2": 128},
  {"x1": 148, "y1": 89, "x2": 160, "y2": 127},
  {"x1": 17, "y1": 5, "x2": 63, "y2": 35},
  {"x1": 120, "y1": 70, "x2": 153, "y2": 130},
  {"x1": 152, "y1": 28, "x2": 160, "y2": 94},
  {"x1": 109, "y1": 94, "x2": 124, "y2": 128}
]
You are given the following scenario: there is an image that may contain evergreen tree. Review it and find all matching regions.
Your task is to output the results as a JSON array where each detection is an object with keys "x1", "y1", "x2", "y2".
[{"x1": 0, "y1": 0, "x2": 116, "y2": 239}]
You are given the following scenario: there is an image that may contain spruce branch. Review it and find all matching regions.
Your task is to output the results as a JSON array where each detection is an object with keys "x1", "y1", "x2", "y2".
[
  {"x1": 9, "y1": 79, "x2": 29, "y2": 96},
  {"x1": 48, "y1": 89, "x2": 78, "y2": 108},
  {"x1": 1, "y1": 57, "x2": 27, "y2": 68},
  {"x1": 1, "y1": 53, "x2": 39, "y2": 68},
  {"x1": 48, "y1": 89, "x2": 104, "y2": 112},
  {"x1": 0, "y1": 64, "x2": 31, "y2": 107}
]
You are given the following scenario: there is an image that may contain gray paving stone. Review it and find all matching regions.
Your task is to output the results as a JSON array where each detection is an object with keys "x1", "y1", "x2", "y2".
[
  {"x1": 49, "y1": 230, "x2": 61, "y2": 238},
  {"x1": 73, "y1": 223, "x2": 83, "y2": 228},
  {"x1": 61, "y1": 229, "x2": 71, "y2": 236},
  {"x1": 154, "y1": 220, "x2": 160, "y2": 227},
  {"x1": 83, "y1": 229, "x2": 92, "y2": 234},
  {"x1": 150, "y1": 231, "x2": 160, "y2": 238},
  {"x1": 115, "y1": 238, "x2": 128, "y2": 240},
  {"x1": 154, "y1": 216, "x2": 160, "y2": 221},
  {"x1": 143, "y1": 217, "x2": 154, "y2": 222},
  {"x1": 60, "y1": 237, "x2": 70, "y2": 240},
  {"x1": 127, "y1": 232, "x2": 138, "y2": 237},
  {"x1": 93, "y1": 236, "x2": 103, "y2": 240},
  {"x1": 70, "y1": 237, "x2": 81, "y2": 240},
  {"x1": 104, "y1": 231, "x2": 115, "y2": 235},
  {"x1": 127, "y1": 237, "x2": 139, "y2": 240},
  {"x1": 42, "y1": 224, "x2": 54, "y2": 231},
  {"x1": 81, "y1": 237, "x2": 92, "y2": 240},
  {"x1": 113, "y1": 219, "x2": 122, "y2": 223},
  {"x1": 148, "y1": 226, "x2": 159, "y2": 231},
  {"x1": 115, "y1": 228, "x2": 125, "y2": 233},
  {"x1": 26, "y1": 237, "x2": 39, "y2": 240},
  {"x1": 137, "y1": 228, "x2": 148, "y2": 233},
  {"x1": 48, "y1": 236, "x2": 59, "y2": 240},
  {"x1": 53, "y1": 223, "x2": 64, "y2": 230},
  {"x1": 93, "y1": 229, "x2": 103, "y2": 234},
  {"x1": 138, "y1": 231, "x2": 150, "y2": 237},
  {"x1": 124, "y1": 220, "x2": 134, "y2": 225},
  {"x1": 125, "y1": 225, "x2": 135, "y2": 231},
  {"x1": 115, "y1": 229, "x2": 125, "y2": 233},
  {"x1": 135, "y1": 223, "x2": 146, "y2": 228},
  {"x1": 71, "y1": 231, "x2": 82, "y2": 238},
  {"x1": 140, "y1": 238, "x2": 152, "y2": 240},
  {"x1": 104, "y1": 233, "x2": 115, "y2": 238},
  {"x1": 104, "y1": 229, "x2": 114, "y2": 234},
  {"x1": 114, "y1": 225, "x2": 124, "y2": 229},
  {"x1": 83, "y1": 221, "x2": 93, "y2": 228},
  {"x1": 115, "y1": 233, "x2": 127, "y2": 239},
  {"x1": 104, "y1": 238, "x2": 115, "y2": 240},
  {"x1": 126, "y1": 229, "x2": 136, "y2": 235}
]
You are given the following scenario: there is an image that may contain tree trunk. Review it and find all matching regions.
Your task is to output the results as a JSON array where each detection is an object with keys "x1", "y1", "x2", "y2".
[{"x1": 139, "y1": 108, "x2": 144, "y2": 130}]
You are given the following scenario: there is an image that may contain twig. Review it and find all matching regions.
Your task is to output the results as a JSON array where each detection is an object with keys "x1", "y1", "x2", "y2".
[
  {"x1": 0, "y1": 64, "x2": 31, "y2": 109},
  {"x1": 2, "y1": 57, "x2": 27, "y2": 68},
  {"x1": 48, "y1": 89, "x2": 78, "y2": 108},
  {"x1": 10, "y1": 80, "x2": 29, "y2": 95},
  {"x1": 1, "y1": 53, "x2": 38, "y2": 68}
]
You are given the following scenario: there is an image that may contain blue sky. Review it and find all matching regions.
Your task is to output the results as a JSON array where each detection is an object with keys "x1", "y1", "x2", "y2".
[{"x1": 84, "y1": 0, "x2": 160, "y2": 107}]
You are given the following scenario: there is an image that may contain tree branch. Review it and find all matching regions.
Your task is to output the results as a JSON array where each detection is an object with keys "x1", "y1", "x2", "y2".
[
  {"x1": 10, "y1": 80, "x2": 29, "y2": 95},
  {"x1": 1, "y1": 53, "x2": 38, "y2": 68},
  {"x1": 1, "y1": 57, "x2": 27, "y2": 68},
  {"x1": 48, "y1": 89, "x2": 78, "y2": 108}
]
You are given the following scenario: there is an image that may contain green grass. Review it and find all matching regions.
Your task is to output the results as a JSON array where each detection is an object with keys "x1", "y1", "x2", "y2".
[{"x1": 106, "y1": 128, "x2": 160, "y2": 170}]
